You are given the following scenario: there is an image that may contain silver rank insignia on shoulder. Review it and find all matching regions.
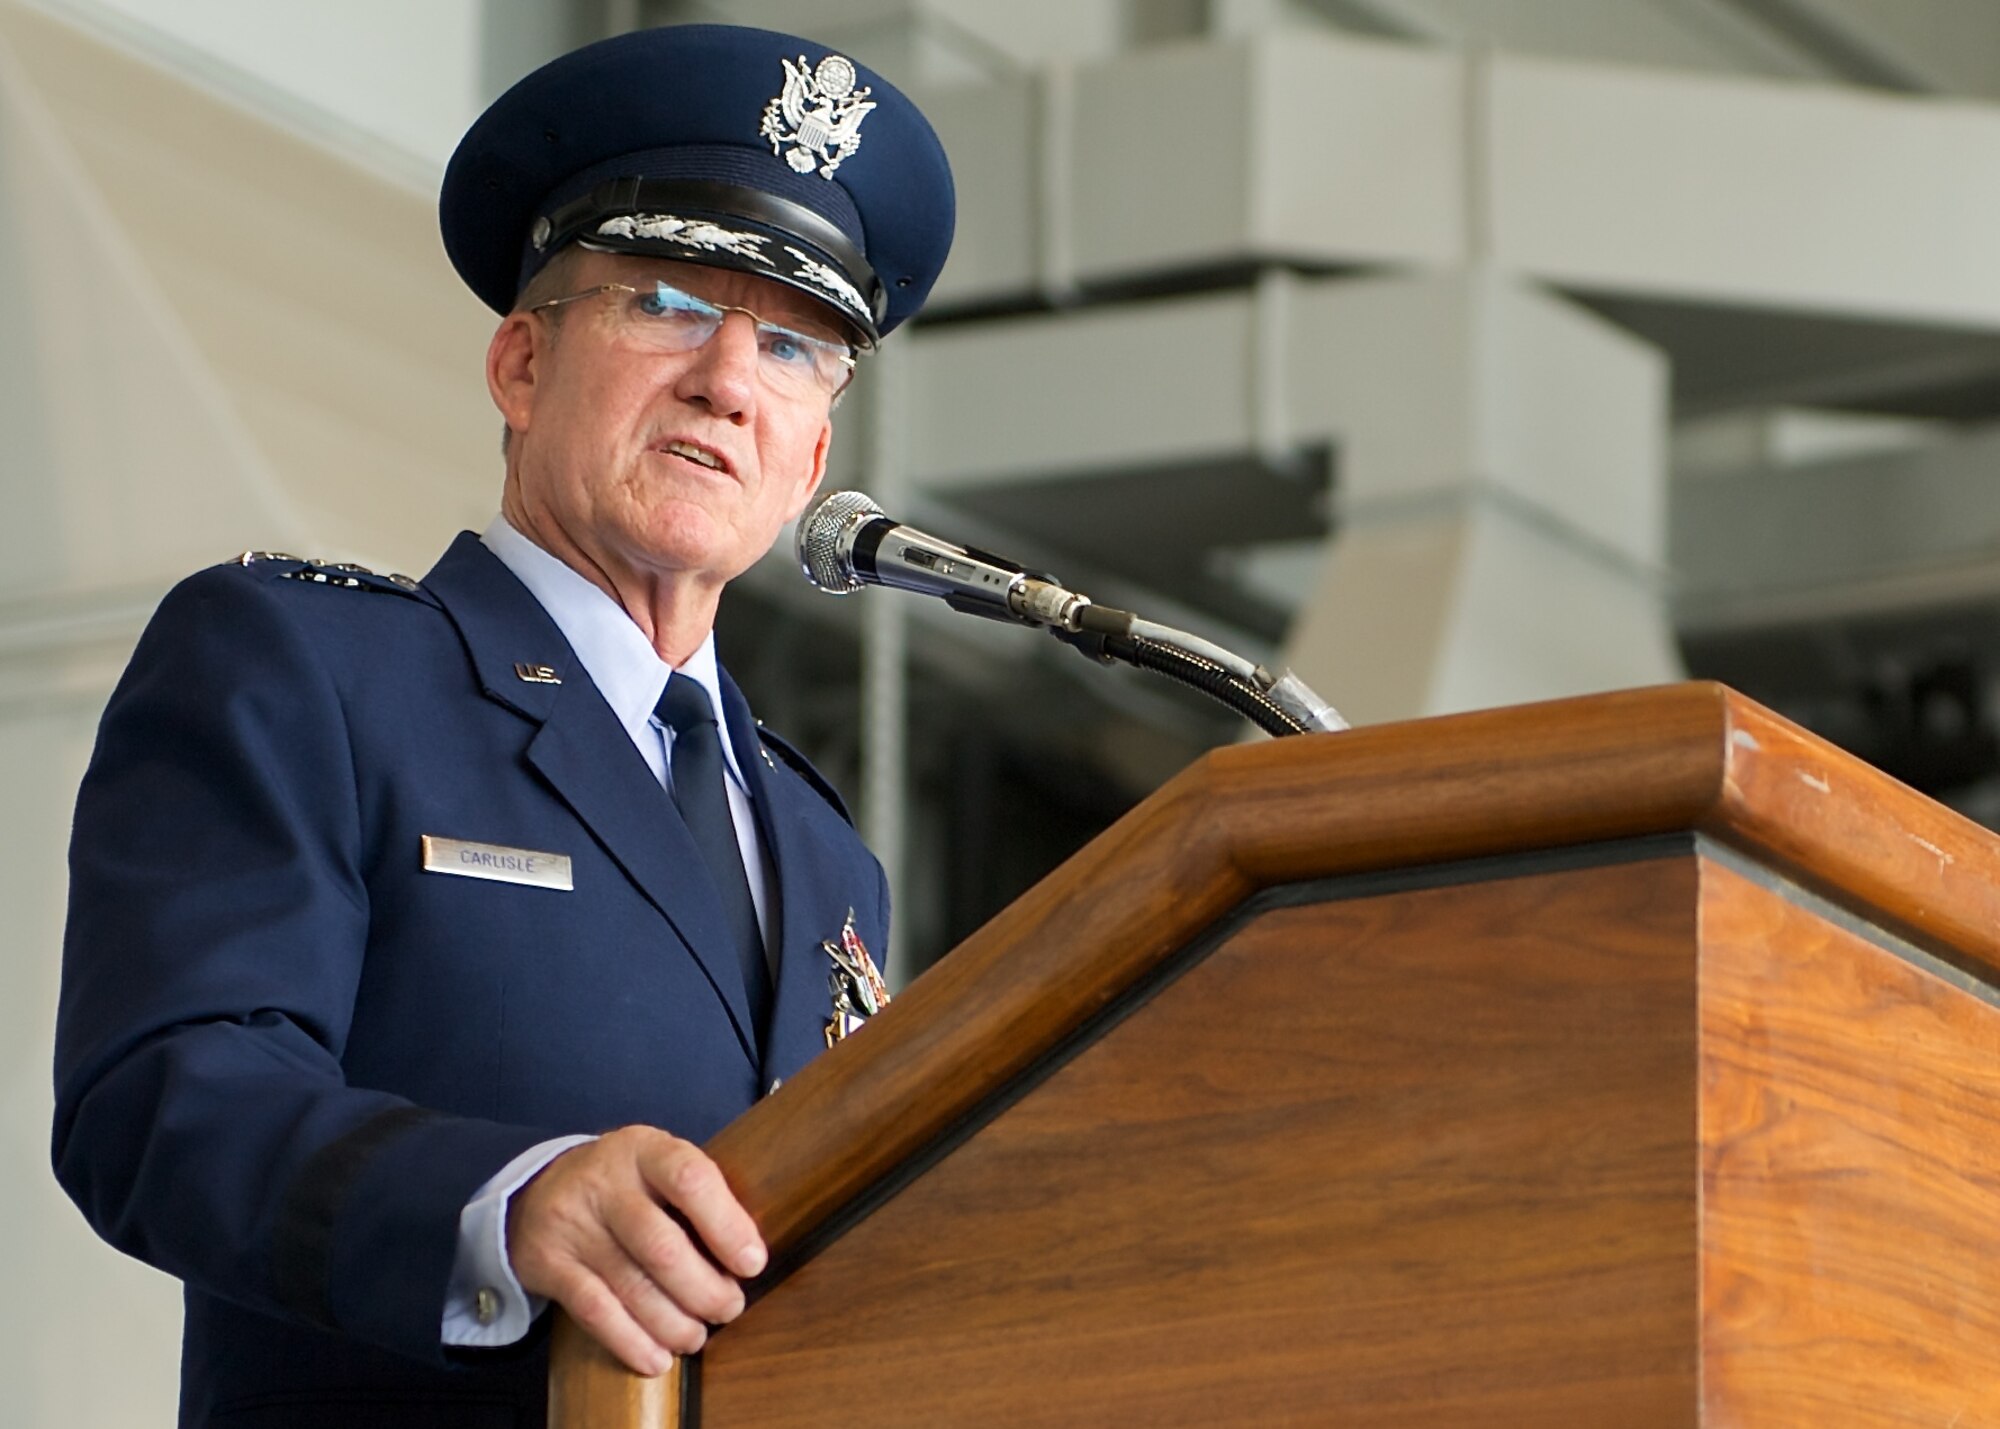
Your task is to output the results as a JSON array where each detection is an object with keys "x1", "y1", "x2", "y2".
[
  {"x1": 513, "y1": 662, "x2": 562, "y2": 684},
  {"x1": 761, "y1": 53, "x2": 875, "y2": 179},
  {"x1": 243, "y1": 551, "x2": 423, "y2": 594},
  {"x1": 823, "y1": 907, "x2": 891, "y2": 1048}
]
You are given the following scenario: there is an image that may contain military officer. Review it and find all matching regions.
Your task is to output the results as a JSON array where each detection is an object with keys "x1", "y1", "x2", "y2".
[{"x1": 53, "y1": 24, "x2": 953, "y2": 1429}]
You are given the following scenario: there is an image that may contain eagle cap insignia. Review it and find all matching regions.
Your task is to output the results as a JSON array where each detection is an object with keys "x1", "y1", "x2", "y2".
[{"x1": 761, "y1": 53, "x2": 876, "y2": 179}]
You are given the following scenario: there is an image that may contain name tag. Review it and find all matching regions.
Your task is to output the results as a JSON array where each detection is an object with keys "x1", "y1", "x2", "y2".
[{"x1": 421, "y1": 836, "x2": 573, "y2": 891}]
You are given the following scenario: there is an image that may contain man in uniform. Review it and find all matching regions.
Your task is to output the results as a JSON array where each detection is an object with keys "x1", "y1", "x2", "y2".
[{"x1": 52, "y1": 24, "x2": 953, "y2": 1428}]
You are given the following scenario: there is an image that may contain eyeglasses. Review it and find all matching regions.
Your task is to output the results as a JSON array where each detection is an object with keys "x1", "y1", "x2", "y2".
[{"x1": 531, "y1": 281, "x2": 858, "y2": 399}]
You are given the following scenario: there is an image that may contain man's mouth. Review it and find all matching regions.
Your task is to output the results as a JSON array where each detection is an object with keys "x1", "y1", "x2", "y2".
[{"x1": 660, "y1": 439, "x2": 729, "y2": 473}]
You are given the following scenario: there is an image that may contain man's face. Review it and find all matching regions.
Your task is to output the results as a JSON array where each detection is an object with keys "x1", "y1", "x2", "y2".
[{"x1": 492, "y1": 249, "x2": 840, "y2": 595}]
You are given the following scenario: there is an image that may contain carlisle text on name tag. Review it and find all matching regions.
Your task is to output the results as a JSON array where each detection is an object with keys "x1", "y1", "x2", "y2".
[{"x1": 420, "y1": 836, "x2": 573, "y2": 891}]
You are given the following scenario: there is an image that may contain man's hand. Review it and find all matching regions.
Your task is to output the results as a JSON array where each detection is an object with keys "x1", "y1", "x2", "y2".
[{"x1": 506, "y1": 1125, "x2": 767, "y2": 1375}]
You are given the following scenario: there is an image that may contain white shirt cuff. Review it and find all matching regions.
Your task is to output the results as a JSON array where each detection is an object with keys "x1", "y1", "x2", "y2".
[{"x1": 442, "y1": 1133, "x2": 598, "y2": 1347}]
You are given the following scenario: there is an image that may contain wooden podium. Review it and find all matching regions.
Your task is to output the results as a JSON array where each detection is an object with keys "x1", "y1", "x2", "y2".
[{"x1": 551, "y1": 682, "x2": 2000, "y2": 1427}]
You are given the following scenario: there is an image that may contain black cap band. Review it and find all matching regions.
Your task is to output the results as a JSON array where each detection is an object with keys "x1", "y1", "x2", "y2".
[{"x1": 532, "y1": 176, "x2": 886, "y2": 340}]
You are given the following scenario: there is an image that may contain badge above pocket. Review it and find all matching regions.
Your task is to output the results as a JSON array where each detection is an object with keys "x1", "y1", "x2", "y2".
[{"x1": 421, "y1": 835, "x2": 574, "y2": 891}]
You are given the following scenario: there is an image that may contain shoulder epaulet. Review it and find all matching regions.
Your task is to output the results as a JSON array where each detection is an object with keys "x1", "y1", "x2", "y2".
[
  {"x1": 755, "y1": 722, "x2": 853, "y2": 825},
  {"x1": 233, "y1": 551, "x2": 431, "y2": 603}
]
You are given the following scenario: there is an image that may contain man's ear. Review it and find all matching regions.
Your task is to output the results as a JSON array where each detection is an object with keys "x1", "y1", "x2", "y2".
[{"x1": 486, "y1": 313, "x2": 541, "y2": 439}]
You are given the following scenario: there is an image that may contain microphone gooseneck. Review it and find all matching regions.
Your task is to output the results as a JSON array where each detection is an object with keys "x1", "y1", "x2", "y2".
[{"x1": 794, "y1": 490, "x2": 1348, "y2": 738}]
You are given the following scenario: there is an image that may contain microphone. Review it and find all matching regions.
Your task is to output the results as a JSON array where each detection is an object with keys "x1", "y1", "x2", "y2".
[
  {"x1": 795, "y1": 491, "x2": 1089, "y2": 630},
  {"x1": 794, "y1": 490, "x2": 1349, "y2": 736}
]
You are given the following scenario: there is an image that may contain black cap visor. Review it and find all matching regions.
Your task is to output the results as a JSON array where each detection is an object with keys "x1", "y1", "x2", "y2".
[{"x1": 532, "y1": 177, "x2": 883, "y2": 346}]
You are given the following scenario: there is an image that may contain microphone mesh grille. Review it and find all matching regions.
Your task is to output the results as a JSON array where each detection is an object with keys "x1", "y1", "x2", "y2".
[{"x1": 795, "y1": 489, "x2": 884, "y2": 594}]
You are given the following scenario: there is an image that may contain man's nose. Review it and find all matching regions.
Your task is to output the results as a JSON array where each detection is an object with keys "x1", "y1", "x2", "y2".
[{"x1": 674, "y1": 312, "x2": 761, "y2": 419}]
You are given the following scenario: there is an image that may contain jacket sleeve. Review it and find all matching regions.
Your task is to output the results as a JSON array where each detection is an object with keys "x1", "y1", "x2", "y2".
[{"x1": 52, "y1": 567, "x2": 554, "y2": 1365}]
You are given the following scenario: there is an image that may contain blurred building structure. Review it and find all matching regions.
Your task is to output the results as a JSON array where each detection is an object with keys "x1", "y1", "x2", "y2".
[{"x1": 9, "y1": 0, "x2": 2000, "y2": 1422}]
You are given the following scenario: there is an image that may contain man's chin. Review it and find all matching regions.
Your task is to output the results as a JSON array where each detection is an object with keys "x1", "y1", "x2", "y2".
[{"x1": 614, "y1": 513, "x2": 744, "y2": 583}]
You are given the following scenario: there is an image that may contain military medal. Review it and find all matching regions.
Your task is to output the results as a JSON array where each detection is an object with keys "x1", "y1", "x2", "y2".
[{"x1": 823, "y1": 908, "x2": 890, "y2": 1047}]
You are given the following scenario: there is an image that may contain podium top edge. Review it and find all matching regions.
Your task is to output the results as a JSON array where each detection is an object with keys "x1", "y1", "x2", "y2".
[{"x1": 1197, "y1": 681, "x2": 1997, "y2": 959}]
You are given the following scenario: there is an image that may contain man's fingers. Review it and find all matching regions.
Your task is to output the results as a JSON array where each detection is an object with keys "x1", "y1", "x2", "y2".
[
  {"x1": 533, "y1": 1220, "x2": 717, "y2": 1365},
  {"x1": 591, "y1": 1235, "x2": 723, "y2": 1354},
  {"x1": 602, "y1": 1190, "x2": 746, "y2": 1327},
  {"x1": 554, "y1": 1269, "x2": 690, "y2": 1377},
  {"x1": 505, "y1": 1127, "x2": 765, "y2": 1371},
  {"x1": 637, "y1": 1139, "x2": 767, "y2": 1278}
]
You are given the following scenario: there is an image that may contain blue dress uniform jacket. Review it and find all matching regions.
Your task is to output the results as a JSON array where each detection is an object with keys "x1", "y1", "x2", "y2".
[{"x1": 52, "y1": 531, "x2": 887, "y2": 1429}]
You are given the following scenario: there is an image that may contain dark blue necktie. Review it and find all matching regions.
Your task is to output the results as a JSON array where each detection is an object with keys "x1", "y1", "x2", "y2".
[{"x1": 656, "y1": 673, "x2": 771, "y2": 1033}]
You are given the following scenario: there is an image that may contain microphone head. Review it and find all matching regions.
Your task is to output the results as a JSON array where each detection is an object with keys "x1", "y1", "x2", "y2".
[{"x1": 796, "y1": 489, "x2": 885, "y2": 594}]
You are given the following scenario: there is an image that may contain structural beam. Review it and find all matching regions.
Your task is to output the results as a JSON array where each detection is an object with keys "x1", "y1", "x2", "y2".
[
  {"x1": 1674, "y1": 419, "x2": 2000, "y2": 630},
  {"x1": 916, "y1": 30, "x2": 2000, "y2": 331}
]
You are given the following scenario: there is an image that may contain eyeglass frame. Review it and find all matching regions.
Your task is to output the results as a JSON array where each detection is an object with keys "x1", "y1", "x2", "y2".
[{"x1": 527, "y1": 279, "x2": 861, "y2": 400}]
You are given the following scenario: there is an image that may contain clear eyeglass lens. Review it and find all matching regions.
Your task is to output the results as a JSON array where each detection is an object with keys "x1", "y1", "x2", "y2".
[{"x1": 613, "y1": 282, "x2": 853, "y2": 396}]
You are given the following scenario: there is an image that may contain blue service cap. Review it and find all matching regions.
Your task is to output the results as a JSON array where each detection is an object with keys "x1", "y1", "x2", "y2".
[{"x1": 440, "y1": 24, "x2": 955, "y2": 345}]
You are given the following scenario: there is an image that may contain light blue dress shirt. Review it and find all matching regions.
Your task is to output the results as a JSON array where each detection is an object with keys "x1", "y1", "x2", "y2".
[{"x1": 440, "y1": 515, "x2": 773, "y2": 1346}]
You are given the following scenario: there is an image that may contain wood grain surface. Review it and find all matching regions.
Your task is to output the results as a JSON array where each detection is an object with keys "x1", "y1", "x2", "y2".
[
  {"x1": 552, "y1": 683, "x2": 2000, "y2": 1421},
  {"x1": 711, "y1": 683, "x2": 1730, "y2": 1259},
  {"x1": 1706, "y1": 695, "x2": 2000, "y2": 981},
  {"x1": 547, "y1": 1311, "x2": 681, "y2": 1429},
  {"x1": 701, "y1": 858, "x2": 1702, "y2": 1426},
  {"x1": 1700, "y1": 861, "x2": 2000, "y2": 1427}
]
